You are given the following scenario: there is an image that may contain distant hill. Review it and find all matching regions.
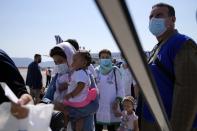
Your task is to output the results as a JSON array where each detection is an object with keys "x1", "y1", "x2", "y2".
[
  {"x1": 11, "y1": 57, "x2": 54, "y2": 68},
  {"x1": 11, "y1": 52, "x2": 125, "y2": 68},
  {"x1": 40, "y1": 61, "x2": 55, "y2": 68}
]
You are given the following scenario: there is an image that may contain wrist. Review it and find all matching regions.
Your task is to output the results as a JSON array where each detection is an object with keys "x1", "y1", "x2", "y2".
[
  {"x1": 116, "y1": 97, "x2": 122, "y2": 103},
  {"x1": 70, "y1": 93, "x2": 74, "y2": 98},
  {"x1": 19, "y1": 94, "x2": 33, "y2": 105}
]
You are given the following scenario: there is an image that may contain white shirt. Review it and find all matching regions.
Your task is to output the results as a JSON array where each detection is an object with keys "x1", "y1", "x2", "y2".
[
  {"x1": 88, "y1": 64, "x2": 97, "y2": 79},
  {"x1": 67, "y1": 69, "x2": 91, "y2": 102},
  {"x1": 120, "y1": 111, "x2": 138, "y2": 130},
  {"x1": 96, "y1": 67, "x2": 125, "y2": 123},
  {"x1": 121, "y1": 68, "x2": 134, "y2": 96}
]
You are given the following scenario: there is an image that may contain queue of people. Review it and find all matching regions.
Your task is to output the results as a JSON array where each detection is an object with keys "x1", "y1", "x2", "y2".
[{"x1": 0, "y1": 2, "x2": 197, "y2": 131}]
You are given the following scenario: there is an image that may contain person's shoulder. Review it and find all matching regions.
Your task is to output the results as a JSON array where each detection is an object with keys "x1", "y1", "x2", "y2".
[
  {"x1": 186, "y1": 39, "x2": 197, "y2": 47},
  {"x1": 0, "y1": 49, "x2": 7, "y2": 57},
  {"x1": 94, "y1": 66, "x2": 100, "y2": 73},
  {"x1": 178, "y1": 39, "x2": 197, "y2": 56},
  {"x1": 88, "y1": 64, "x2": 95, "y2": 69},
  {"x1": 176, "y1": 32, "x2": 195, "y2": 44},
  {"x1": 75, "y1": 69, "x2": 87, "y2": 75},
  {"x1": 113, "y1": 66, "x2": 121, "y2": 74},
  {"x1": 113, "y1": 66, "x2": 119, "y2": 70},
  {"x1": 28, "y1": 61, "x2": 34, "y2": 67}
]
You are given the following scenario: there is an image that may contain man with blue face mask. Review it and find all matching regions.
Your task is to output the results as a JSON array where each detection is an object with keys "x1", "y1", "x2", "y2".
[{"x1": 141, "y1": 3, "x2": 197, "y2": 131}]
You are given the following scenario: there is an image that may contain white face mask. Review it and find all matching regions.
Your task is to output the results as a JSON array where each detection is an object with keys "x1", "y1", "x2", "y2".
[
  {"x1": 149, "y1": 18, "x2": 167, "y2": 37},
  {"x1": 54, "y1": 63, "x2": 69, "y2": 74}
]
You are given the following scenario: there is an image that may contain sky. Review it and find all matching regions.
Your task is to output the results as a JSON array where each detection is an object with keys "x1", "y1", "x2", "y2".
[{"x1": 0, "y1": 0, "x2": 196, "y2": 61}]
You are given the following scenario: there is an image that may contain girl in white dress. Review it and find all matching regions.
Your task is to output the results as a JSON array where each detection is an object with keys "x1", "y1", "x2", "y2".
[{"x1": 117, "y1": 96, "x2": 139, "y2": 131}]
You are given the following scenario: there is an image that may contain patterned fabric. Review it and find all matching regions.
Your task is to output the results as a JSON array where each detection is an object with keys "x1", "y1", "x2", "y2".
[{"x1": 118, "y1": 111, "x2": 138, "y2": 131}]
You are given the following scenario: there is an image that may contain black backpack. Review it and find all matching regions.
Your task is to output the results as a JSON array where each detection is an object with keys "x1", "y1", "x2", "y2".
[{"x1": 50, "y1": 110, "x2": 65, "y2": 131}]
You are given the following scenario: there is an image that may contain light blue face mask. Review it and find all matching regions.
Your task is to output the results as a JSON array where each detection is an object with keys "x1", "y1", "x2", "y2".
[
  {"x1": 100, "y1": 59, "x2": 112, "y2": 66},
  {"x1": 54, "y1": 63, "x2": 69, "y2": 74},
  {"x1": 149, "y1": 18, "x2": 167, "y2": 37},
  {"x1": 99, "y1": 59, "x2": 113, "y2": 74}
]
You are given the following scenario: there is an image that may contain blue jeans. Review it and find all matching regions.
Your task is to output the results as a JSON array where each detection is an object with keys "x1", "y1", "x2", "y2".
[
  {"x1": 71, "y1": 114, "x2": 95, "y2": 131},
  {"x1": 70, "y1": 96, "x2": 99, "y2": 130},
  {"x1": 43, "y1": 74, "x2": 99, "y2": 130}
]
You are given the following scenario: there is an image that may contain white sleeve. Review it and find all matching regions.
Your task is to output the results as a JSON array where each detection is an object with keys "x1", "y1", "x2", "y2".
[
  {"x1": 95, "y1": 66, "x2": 100, "y2": 80},
  {"x1": 114, "y1": 68, "x2": 125, "y2": 98},
  {"x1": 88, "y1": 64, "x2": 97, "y2": 79},
  {"x1": 75, "y1": 70, "x2": 88, "y2": 84}
]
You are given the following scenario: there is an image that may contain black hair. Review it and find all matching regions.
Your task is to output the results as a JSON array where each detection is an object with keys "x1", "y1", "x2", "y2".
[
  {"x1": 49, "y1": 47, "x2": 67, "y2": 59},
  {"x1": 98, "y1": 49, "x2": 112, "y2": 58},
  {"x1": 65, "y1": 39, "x2": 79, "y2": 51},
  {"x1": 152, "y1": 3, "x2": 175, "y2": 17},
  {"x1": 34, "y1": 54, "x2": 41, "y2": 59},
  {"x1": 77, "y1": 50, "x2": 92, "y2": 67}
]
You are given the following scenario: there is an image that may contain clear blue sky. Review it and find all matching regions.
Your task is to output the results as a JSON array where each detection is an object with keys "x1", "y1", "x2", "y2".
[{"x1": 0, "y1": 0, "x2": 196, "y2": 61}]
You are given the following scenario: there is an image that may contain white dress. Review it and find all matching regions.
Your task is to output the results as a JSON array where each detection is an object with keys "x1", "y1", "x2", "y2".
[
  {"x1": 96, "y1": 67, "x2": 125, "y2": 124},
  {"x1": 118, "y1": 111, "x2": 138, "y2": 131},
  {"x1": 121, "y1": 68, "x2": 133, "y2": 96},
  {"x1": 67, "y1": 69, "x2": 90, "y2": 102}
]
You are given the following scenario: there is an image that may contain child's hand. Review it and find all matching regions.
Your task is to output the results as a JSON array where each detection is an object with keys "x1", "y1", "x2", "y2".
[
  {"x1": 64, "y1": 93, "x2": 73, "y2": 100},
  {"x1": 112, "y1": 101, "x2": 121, "y2": 117},
  {"x1": 58, "y1": 82, "x2": 68, "y2": 92},
  {"x1": 53, "y1": 101, "x2": 64, "y2": 112}
]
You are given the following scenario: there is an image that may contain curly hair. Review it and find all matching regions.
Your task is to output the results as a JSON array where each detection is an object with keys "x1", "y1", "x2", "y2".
[{"x1": 76, "y1": 50, "x2": 92, "y2": 67}]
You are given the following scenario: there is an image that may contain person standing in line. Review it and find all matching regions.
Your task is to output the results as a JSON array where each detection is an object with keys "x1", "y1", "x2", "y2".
[
  {"x1": 42, "y1": 41, "x2": 98, "y2": 131},
  {"x1": 120, "y1": 61, "x2": 135, "y2": 97},
  {"x1": 141, "y1": 3, "x2": 197, "y2": 131},
  {"x1": 45, "y1": 67, "x2": 52, "y2": 88},
  {"x1": 95, "y1": 49, "x2": 125, "y2": 131},
  {"x1": 26, "y1": 54, "x2": 43, "y2": 104},
  {"x1": 117, "y1": 96, "x2": 139, "y2": 131}
]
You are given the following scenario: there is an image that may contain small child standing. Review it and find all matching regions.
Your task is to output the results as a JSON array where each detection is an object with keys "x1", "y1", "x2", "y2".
[{"x1": 117, "y1": 96, "x2": 139, "y2": 131}]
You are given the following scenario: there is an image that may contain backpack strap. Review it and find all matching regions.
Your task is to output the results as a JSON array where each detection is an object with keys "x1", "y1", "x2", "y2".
[
  {"x1": 83, "y1": 69, "x2": 97, "y2": 89},
  {"x1": 113, "y1": 67, "x2": 118, "y2": 95}
]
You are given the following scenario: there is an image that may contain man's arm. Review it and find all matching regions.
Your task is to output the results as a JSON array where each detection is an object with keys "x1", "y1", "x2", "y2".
[
  {"x1": 0, "y1": 53, "x2": 28, "y2": 98},
  {"x1": 0, "y1": 50, "x2": 32, "y2": 119},
  {"x1": 171, "y1": 40, "x2": 197, "y2": 131}
]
